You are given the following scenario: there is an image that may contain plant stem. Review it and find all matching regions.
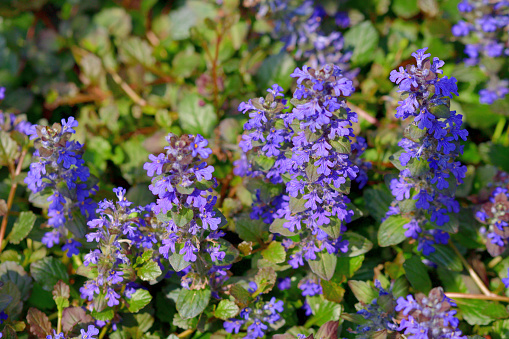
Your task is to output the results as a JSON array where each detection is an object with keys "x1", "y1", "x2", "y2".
[
  {"x1": 177, "y1": 329, "x2": 195, "y2": 338},
  {"x1": 449, "y1": 241, "x2": 493, "y2": 296},
  {"x1": 0, "y1": 149, "x2": 27, "y2": 253},
  {"x1": 445, "y1": 292, "x2": 509, "y2": 303},
  {"x1": 98, "y1": 323, "x2": 110, "y2": 339}
]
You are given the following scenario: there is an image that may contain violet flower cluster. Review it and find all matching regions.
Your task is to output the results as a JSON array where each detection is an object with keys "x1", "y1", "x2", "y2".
[
  {"x1": 245, "y1": 0, "x2": 355, "y2": 76},
  {"x1": 223, "y1": 282, "x2": 284, "y2": 338},
  {"x1": 387, "y1": 48, "x2": 468, "y2": 255},
  {"x1": 80, "y1": 187, "x2": 144, "y2": 311},
  {"x1": 0, "y1": 112, "x2": 34, "y2": 136},
  {"x1": 24, "y1": 118, "x2": 97, "y2": 256},
  {"x1": 475, "y1": 171, "x2": 509, "y2": 256},
  {"x1": 143, "y1": 133, "x2": 228, "y2": 285},
  {"x1": 396, "y1": 287, "x2": 466, "y2": 338},
  {"x1": 45, "y1": 325, "x2": 99, "y2": 339},
  {"x1": 452, "y1": 0, "x2": 509, "y2": 104},
  {"x1": 237, "y1": 64, "x2": 360, "y2": 269},
  {"x1": 299, "y1": 278, "x2": 322, "y2": 316}
]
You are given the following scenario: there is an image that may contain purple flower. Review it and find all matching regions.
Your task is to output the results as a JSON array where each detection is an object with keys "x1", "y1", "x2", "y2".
[
  {"x1": 62, "y1": 239, "x2": 82, "y2": 258},
  {"x1": 80, "y1": 325, "x2": 100, "y2": 339}
]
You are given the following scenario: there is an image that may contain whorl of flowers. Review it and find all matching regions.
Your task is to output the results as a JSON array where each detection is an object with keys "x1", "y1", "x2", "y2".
[
  {"x1": 223, "y1": 281, "x2": 284, "y2": 338},
  {"x1": 278, "y1": 64, "x2": 359, "y2": 268},
  {"x1": 80, "y1": 187, "x2": 144, "y2": 311},
  {"x1": 396, "y1": 287, "x2": 465, "y2": 338},
  {"x1": 387, "y1": 48, "x2": 468, "y2": 255},
  {"x1": 46, "y1": 325, "x2": 100, "y2": 339},
  {"x1": 24, "y1": 117, "x2": 97, "y2": 255},
  {"x1": 244, "y1": 0, "x2": 355, "y2": 76},
  {"x1": 143, "y1": 133, "x2": 226, "y2": 266},
  {"x1": 452, "y1": 0, "x2": 509, "y2": 104},
  {"x1": 237, "y1": 64, "x2": 359, "y2": 269},
  {"x1": 475, "y1": 171, "x2": 509, "y2": 256}
]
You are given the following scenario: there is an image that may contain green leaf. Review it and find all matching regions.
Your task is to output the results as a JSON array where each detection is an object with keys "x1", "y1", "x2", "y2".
[
  {"x1": 320, "y1": 279, "x2": 345, "y2": 303},
  {"x1": 456, "y1": 299, "x2": 509, "y2": 326},
  {"x1": 94, "y1": 7, "x2": 132, "y2": 38},
  {"x1": 253, "y1": 155, "x2": 275, "y2": 172},
  {"x1": 319, "y1": 217, "x2": 342, "y2": 239},
  {"x1": 119, "y1": 36, "x2": 155, "y2": 67},
  {"x1": 479, "y1": 142, "x2": 509, "y2": 173},
  {"x1": 169, "y1": 253, "x2": 190, "y2": 272},
  {"x1": 261, "y1": 242, "x2": 286, "y2": 264},
  {"x1": 256, "y1": 52, "x2": 296, "y2": 90},
  {"x1": 403, "y1": 256, "x2": 431, "y2": 294},
  {"x1": 254, "y1": 267, "x2": 277, "y2": 294},
  {"x1": 378, "y1": 215, "x2": 409, "y2": 247},
  {"x1": 236, "y1": 214, "x2": 269, "y2": 242},
  {"x1": 330, "y1": 137, "x2": 351, "y2": 154},
  {"x1": 364, "y1": 185, "x2": 393, "y2": 222},
  {"x1": 426, "y1": 244, "x2": 462, "y2": 271},
  {"x1": 309, "y1": 251, "x2": 337, "y2": 281},
  {"x1": 305, "y1": 162, "x2": 320, "y2": 182},
  {"x1": 229, "y1": 284, "x2": 252, "y2": 308},
  {"x1": 171, "y1": 207, "x2": 194, "y2": 227},
  {"x1": 343, "y1": 21, "x2": 380, "y2": 65},
  {"x1": 176, "y1": 288, "x2": 211, "y2": 319},
  {"x1": 91, "y1": 308, "x2": 115, "y2": 321},
  {"x1": 137, "y1": 260, "x2": 162, "y2": 281},
  {"x1": 270, "y1": 218, "x2": 297, "y2": 237},
  {"x1": 392, "y1": 0, "x2": 420, "y2": 18},
  {"x1": 214, "y1": 299, "x2": 240, "y2": 320},
  {"x1": 128, "y1": 289, "x2": 152, "y2": 313},
  {"x1": 289, "y1": 196, "x2": 306, "y2": 214},
  {"x1": 333, "y1": 255, "x2": 364, "y2": 283},
  {"x1": 340, "y1": 232, "x2": 373, "y2": 257},
  {"x1": 8, "y1": 211, "x2": 36, "y2": 244},
  {"x1": 66, "y1": 209, "x2": 88, "y2": 239},
  {"x1": 348, "y1": 280, "x2": 378, "y2": 304},
  {"x1": 30, "y1": 257, "x2": 69, "y2": 291},
  {"x1": 408, "y1": 157, "x2": 429, "y2": 177},
  {"x1": 305, "y1": 296, "x2": 341, "y2": 327},
  {"x1": 0, "y1": 131, "x2": 18, "y2": 167},
  {"x1": 178, "y1": 94, "x2": 218, "y2": 137},
  {"x1": 0, "y1": 261, "x2": 33, "y2": 300}
]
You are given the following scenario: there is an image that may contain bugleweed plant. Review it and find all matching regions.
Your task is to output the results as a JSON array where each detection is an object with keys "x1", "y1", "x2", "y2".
[{"x1": 1, "y1": 1, "x2": 509, "y2": 339}]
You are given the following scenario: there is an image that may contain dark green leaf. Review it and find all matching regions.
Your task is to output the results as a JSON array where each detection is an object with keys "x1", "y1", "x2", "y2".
[
  {"x1": 128, "y1": 289, "x2": 152, "y2": 313},
  {"x1": 378, "y1": 215, "x2": 409, "y2": 247},
  {"x1": 236, "y1": 214, "x2": 269, "y2": 242},
  {"x1": 8, "y1": 211, "x2": 36, "y2": 244},
  {"x1": 426, "y1": 244, "x2": 462, "y2": 271},
  {"x1": 176, "y1": 288, "x2": 211, "y2": 319},
  {"x1": 364, "y1": 185, "x2": 393, "y2": 222},
  {"x1": 403, "y1": 256, "x2": 431, "y2": 294},
  {"x1": 0, "y1": 261, "x2": 33, "y2": 300},
  {"x1": 30, "y1": 257, "x2": 69, "y2": 291}
]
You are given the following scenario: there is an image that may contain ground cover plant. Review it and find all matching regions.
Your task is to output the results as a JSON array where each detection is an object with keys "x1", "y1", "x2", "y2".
[{"x1": 0, "y1": 0, "x2": 509, "y2": 338}]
